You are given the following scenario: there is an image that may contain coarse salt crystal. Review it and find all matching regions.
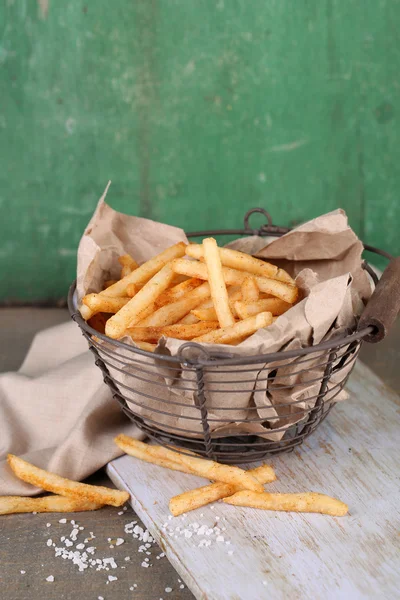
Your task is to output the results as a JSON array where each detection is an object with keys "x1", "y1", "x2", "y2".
[
  {"x1": 141, "y1": 561, "x2": 149, "y2": 568},
  {"x1": 59, "y1": 518, "x2": 67, "y2": 524},
  {"x1": 46, "y1": 539, "x2": 52, "y2": 547},
  {"x1": 165, "y1": 587, "x2": 172, "y2": 593},
  {"x1": 180, "y1": 584, "x2": 185, "y2": 589},
  {"x1": 46, "y1": 576, "x2": 54, "y2": 582},
  {"x1": 108, "y1": 575, "x2": 117, "y2": 582},
  {"x1": 46, "y1": 523, "x2": 51, "y2": 527},
  {"x1": 115, "y1": 538, "x2": 124, "y2": 546},
  {"x1": 70, "y1": 520, "x2": 75, "y2": 525},
  {"x1": 79, "y1": 526, "x2": 84, "y2": 531},
  {"x1": 76, "y1": 544, "x2": 85, "y2": 550},
  {"x1": 65, "y1": 539, "x2": 73, "y2": 547},
  {"x1": 118, "y1": 511, "x2": 124, "y2": 515},
  {"x1": 98, "y1": 597, "x2": 104, "y2": 600},
  {"x1": 124, "y1": 556, "x2": 131, "y2": 561},
  {"x1": 20, "y1": 570, "x2": 26, "y2": 574}
]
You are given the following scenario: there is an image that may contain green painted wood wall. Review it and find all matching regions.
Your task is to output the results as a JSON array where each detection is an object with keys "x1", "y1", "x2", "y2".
[{"x1": 1, "y1": 0, "x2": 399, "y2": 302}]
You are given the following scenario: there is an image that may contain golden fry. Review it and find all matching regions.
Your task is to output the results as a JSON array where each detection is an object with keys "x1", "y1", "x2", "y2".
[
  {"x1": 127, "y1": 321, "x2": 219, "y2": 342},
  {"x1": 241, "y1": 277, "x2": 259, "y2": 302},
  {"x1": 193, "y1": 311, "x2": 273, "y2": 344},
  {"x1": 103, "y1": 279, "x2": 118, "y2": 289},
  {"x1": 139, "y1": 282, "x2": 211, "y2": 327},
  {"x1": 186, "y1": 244, "x2": 294, "y2": 284},
  {"x1": 105, "y1": 264, "x2": 176, "y2": 339},
  {"x1": 126, "y1": 283, "x2": 137, "y2": 297},
  {"x1": 7, "y1": 455, "x2": 129, "y2": 507},
  {"x1": 155, "y1": 278, "x2": 203, "y2": 308},
  {"x1": 203, "y1": 238, "x2": 235, "y2": 328},
  {"x1": 169, "y1": 464, "x2": 276, "y2": 516},
  {"x1": 82, "y1": 294, "x2": 130, "y2": 315},
  {"x1": 234, "y1": 298, "x2": 292, "y2": 320},
  {"x1": 114, "y1": 435, "x2": 264, "y2": 492},
  {"x1": 223, "y1": 490, "x2": 348, "y2": 516},
  {"x1": 0, "y1": 495, "x2": 103, "y2": 515},
  {"x1": 118, "y1": 254, "x2": 139, "y2": 271},
  {"x1": 171, "y1": 259, "x2": 298, "y2": 304}
]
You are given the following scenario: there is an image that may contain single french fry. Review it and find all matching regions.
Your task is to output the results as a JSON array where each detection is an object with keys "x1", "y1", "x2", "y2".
[
  {"x1": 131, "y1": 302, "x2": 156, "y2": 326},
  {"x1": 82, "y1": 294, "x2": 130, "y2": 315},
  {"x1": 192, "y1": 290, "x2": 242, "y2": 321},
  {"x1": 105, "y1": 264, "x2": 176, "y2": 339},
  {"x1": 80, "y1": 243, "x2": 187, "y2": 320},
  {"x1": 103, "y1": 279, "x2": 118, "y2": 289},
  {"x1": 134, "y1": 341, "x2": 157, "y2": 352},
  {"x1": 118, "y1": 254, "x2": 139, "y2": 271},
  {"x1": 241, "y1": 277, "x2": 259, "y2": 302},
  {"x1": 121, "y1": 265, "x2": 132, "y2": 278},
  {"x1": 169, "y1": 464, "x2": 276, "y2": 516},
  {"x1": 171, "y1": 259, "x2": 298, "y2": 304},
  {"x1": 235, "y1": 298, "x2": 292, "y2": 320},
  {"x1": 127, "y1": 321, "x2": 219, "y2": 342},
  {"x1": 203, "y1": 238, "x2": 235, "y2": 328},
  {"x1": 155, "y1": 278, "x2": 203, "y2": 308},
  {"x1": 139, "y1": 282, "x2": 211, "y2": 327},
  {"x1": 186, "y1": 244, "x2": 295, "y2": 284},
  {"x1": 0, "y1": 495, "x2": 103, "y2": 515},
  {"x1": 223, "y1": 490, "x2": 348, "y2": 517},
  {"x1": 126, "y1": 283, "x2": 137, "y2": 298},
  {"x1": 114, "y1": 435, "x2": 264, "y2": 493},
  {"x1": 193, "y1": 311, "x2": 273, "y2": 344},
  {"x1": 7, "y1": 455, "x2": 129, "y2": 507}
]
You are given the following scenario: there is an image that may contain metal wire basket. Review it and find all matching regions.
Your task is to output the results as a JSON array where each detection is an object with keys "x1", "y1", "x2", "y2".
[{"x1": 68, "y1": 208, "x2": 398, "y2": 464}]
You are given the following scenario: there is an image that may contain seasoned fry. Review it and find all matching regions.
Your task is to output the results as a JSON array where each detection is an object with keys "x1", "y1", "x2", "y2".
[
  {"x1": 203, "y1": 238, "x2": 235, "y2": 328},
  {"x1": 105, "y1": 264, "x2": 176, "y2": 339},
  {"x1": 223, "y1": 490, "x2": 348, "y2": 516},
  {"x1": 241, "y1": 277, "x2": 259, "y2": 302},
  {"x1": 118, "y1": 254, "x2": 139, "y2": 271},
  {"x1": 103, "y1": 279, "x2": 118, "y2": 289},
  {"x1": 82, "y1": 294, "x2": 130, "y2": 316},
  {"x1": 133, "y1": 341, "x2": 157, "y2": 352},
  {"x1": 127, "y1": 321, "x2": 219, "y2": 342},
  {"x1": 179, "y1": 313, "x2": 200, "y2": 324},
  {"x1": 139, "y1": 282, "x2": 211, "y2": 327},
  {"x1": 80, "y1": 243, "x2": 186, "y2": 320},
  {"x1": 155, "y1": 278, "x2": 203, "y2": 308},
  {"x1": 192, "y1": 290, "x2": 242, "y2": 321},
  {"x1": 169, "y1": 464, "x2": 276, "y2": 516},
  {"x1": 171, "y1": 259, "x2": 298, "y2": 304},
  {"x1": 7, "y1": 455, "x2": 129, "y2": 507},
  {"x1": 132, "y1": 303, "x2": 156, "y2": 326},
  {"x1": 126, "y1": 283, "x2": 137, "y2": 297},
  {"x1": 193, "y1": 311, "x2": 273, "y2": 344},
  {"x1": 235, "y1": 298, "x2": 292, "y2": 320},
  {"x1": 186, "y1": 244, "x2": 294, "y2": 284},
  {"x1": 0, "y1": 495, "x2": 103, "y2": 515},
  {"x1": 114, "y1": 436, "x2": 264, "y2": 492}
]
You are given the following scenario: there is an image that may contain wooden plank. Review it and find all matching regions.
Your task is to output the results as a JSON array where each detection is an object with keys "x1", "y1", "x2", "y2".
[
  {"x1": 1, "y1": 1, "x2": 400, "y2": 301},
  {"x1": 107, "y1": 360, "x2": 400, "y2": 600}
]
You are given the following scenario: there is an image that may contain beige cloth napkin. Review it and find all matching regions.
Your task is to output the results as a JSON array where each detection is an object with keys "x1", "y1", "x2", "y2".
[{"x1": 0, "y1": 320, "x2": 142, "y2": 496}]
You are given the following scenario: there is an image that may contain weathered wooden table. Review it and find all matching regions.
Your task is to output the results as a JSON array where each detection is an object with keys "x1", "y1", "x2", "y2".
[{"x1": 0, "y1": 309, "x2": 399, "y2": 600}]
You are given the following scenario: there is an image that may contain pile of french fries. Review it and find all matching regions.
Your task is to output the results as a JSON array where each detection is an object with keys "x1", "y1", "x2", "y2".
[
  {"x1": 1, "y1": 441, "x2": 348, "y2": 517},
  {"x1": 79, "y1": 239, "x2": 299, "y2": 348}
]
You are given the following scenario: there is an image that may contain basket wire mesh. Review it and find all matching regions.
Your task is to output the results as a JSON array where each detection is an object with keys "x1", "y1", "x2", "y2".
[{"x1": 68, "y1": 208, "x2": 388, "y2": 464}]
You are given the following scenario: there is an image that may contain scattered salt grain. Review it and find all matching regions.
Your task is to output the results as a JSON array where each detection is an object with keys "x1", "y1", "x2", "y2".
[
  {"x1": 59, "y1": 518, "x2": 67, "y2": 524},
  {"x1": 70, "y1": 520, "x2": 75, "y2": 525},
  {"x1": 141, "y1": 561, "x2": 149, "y2": 568},
  {"x1": 79, "y1": 526, "x2": 84, "y2": 531},
  {"x1": 108, "y1": 575, "x2": 118, "y2": 582},
  {"x1": 32, "y1": 511, "x2": 37, "y2": 515},
  {"x1": 45, "y1": 576, "x2": 54, "y2": 582},
  {"x1": 20, "y1": 570, "x2": 26, "y2": 574},
  {"x1": 76, "y1": 544, "x2": 85, "y2": 550},
  {"x1": 129, "y1": 586, "x2": 134, "y2": 591},
  {"x1": 65, "y1": 539, "x2": 73, "y2": 547},
  {"x1": 123, "y1": 506, "x2": 127, "y2": 511},
  {"x1": 115, "y1": 538, "x2": 124, "y2": 546},
  {"x1": 165, "y1": 588, "x2": 172, "y2": 593},
  {"x1": 46, "y1": 539, "x2": 52, "y2": 547},
  {"x1": 98, "y1": 597, "x2": 104, "y2": 600},
  {"x1": 118, "y1": 511, "x2": 124, "y2": 515},
  {"x1": 46, "y1": 523, "x2": 51, "y2": 527},
  {"x1": 124, "y1": 556, "x2": 131, "y2": 561},
  {"x1": 180, "y1": 584, "x2": 185, "y2": 589}
]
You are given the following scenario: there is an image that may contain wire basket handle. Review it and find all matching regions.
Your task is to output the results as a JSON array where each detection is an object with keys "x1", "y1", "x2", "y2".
[{"x1": 358, "y1": 256, "x2": 400, "y2": 342}]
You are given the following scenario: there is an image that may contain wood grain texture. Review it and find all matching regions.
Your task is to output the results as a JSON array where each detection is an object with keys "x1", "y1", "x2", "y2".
[
  {"x1": 107, "y1": 361, "x2": 400, "y2": 600},
  {"x1": 1, "y1": 0, "x2": 399, "y2": 301}
]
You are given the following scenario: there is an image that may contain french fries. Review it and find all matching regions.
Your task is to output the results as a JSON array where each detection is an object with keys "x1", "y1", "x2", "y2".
[
  {"x1": 186, "y1": 244, "x2": 295, "y2": 284},
  {"x1": 193, "y1": 312, "x2": 273, "y2": 344},
  {"x1": 203, "y1": 238, "x2": 235, "y2": 328},
  {"x1": 223, "y1": 490, "x2": 348, "y2": 517},
  {"x1": 126, "y1": 321, "x2": 219, "y2": 342},
  {"x1": 79, "y1": 234, "x2": 299, "y2": 346},
  {"x1": 82, "y1": 294, "x2": 130, "y2": 315},
  {"x1": 114, "y1": 436, "x2": 264, "y2": 493},
  {"x1": 169, "y1": 464, "x2": 276, "y2": 516},
  {"x1": 7, "y1": 455, "x2": 129, "y2": 507},
  {"x1": 235, "y1": 298, "x2": 291, "y2": 320},
  {"x1": 171, "y1": 259, "x2": 298, "y2": 304},
  {"x1": 241, "y1": 277, "x2": 259, "y2": 302},
  {"x1": 155, "y1": 278, "x2": 203, "y2": 308},
  {"x1": 105, "y1": 264, "x2": 176, "y2": 339},
  {"x1": 139, "y1": 282, "x2": 212, "y2": 327},
  {"x1": 0, "y1": 495, "x2": 103, "y2": 515}
]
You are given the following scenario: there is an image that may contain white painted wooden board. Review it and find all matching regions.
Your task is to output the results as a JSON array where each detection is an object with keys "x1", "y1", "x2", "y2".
[{"x1": 107, "y1": 361, "x2": 400, "y2": 600}]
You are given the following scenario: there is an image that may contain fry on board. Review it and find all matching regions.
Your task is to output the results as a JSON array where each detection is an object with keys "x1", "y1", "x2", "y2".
[{"x1": 223, "y1": 490, "x2": 348, "y2": 516}]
